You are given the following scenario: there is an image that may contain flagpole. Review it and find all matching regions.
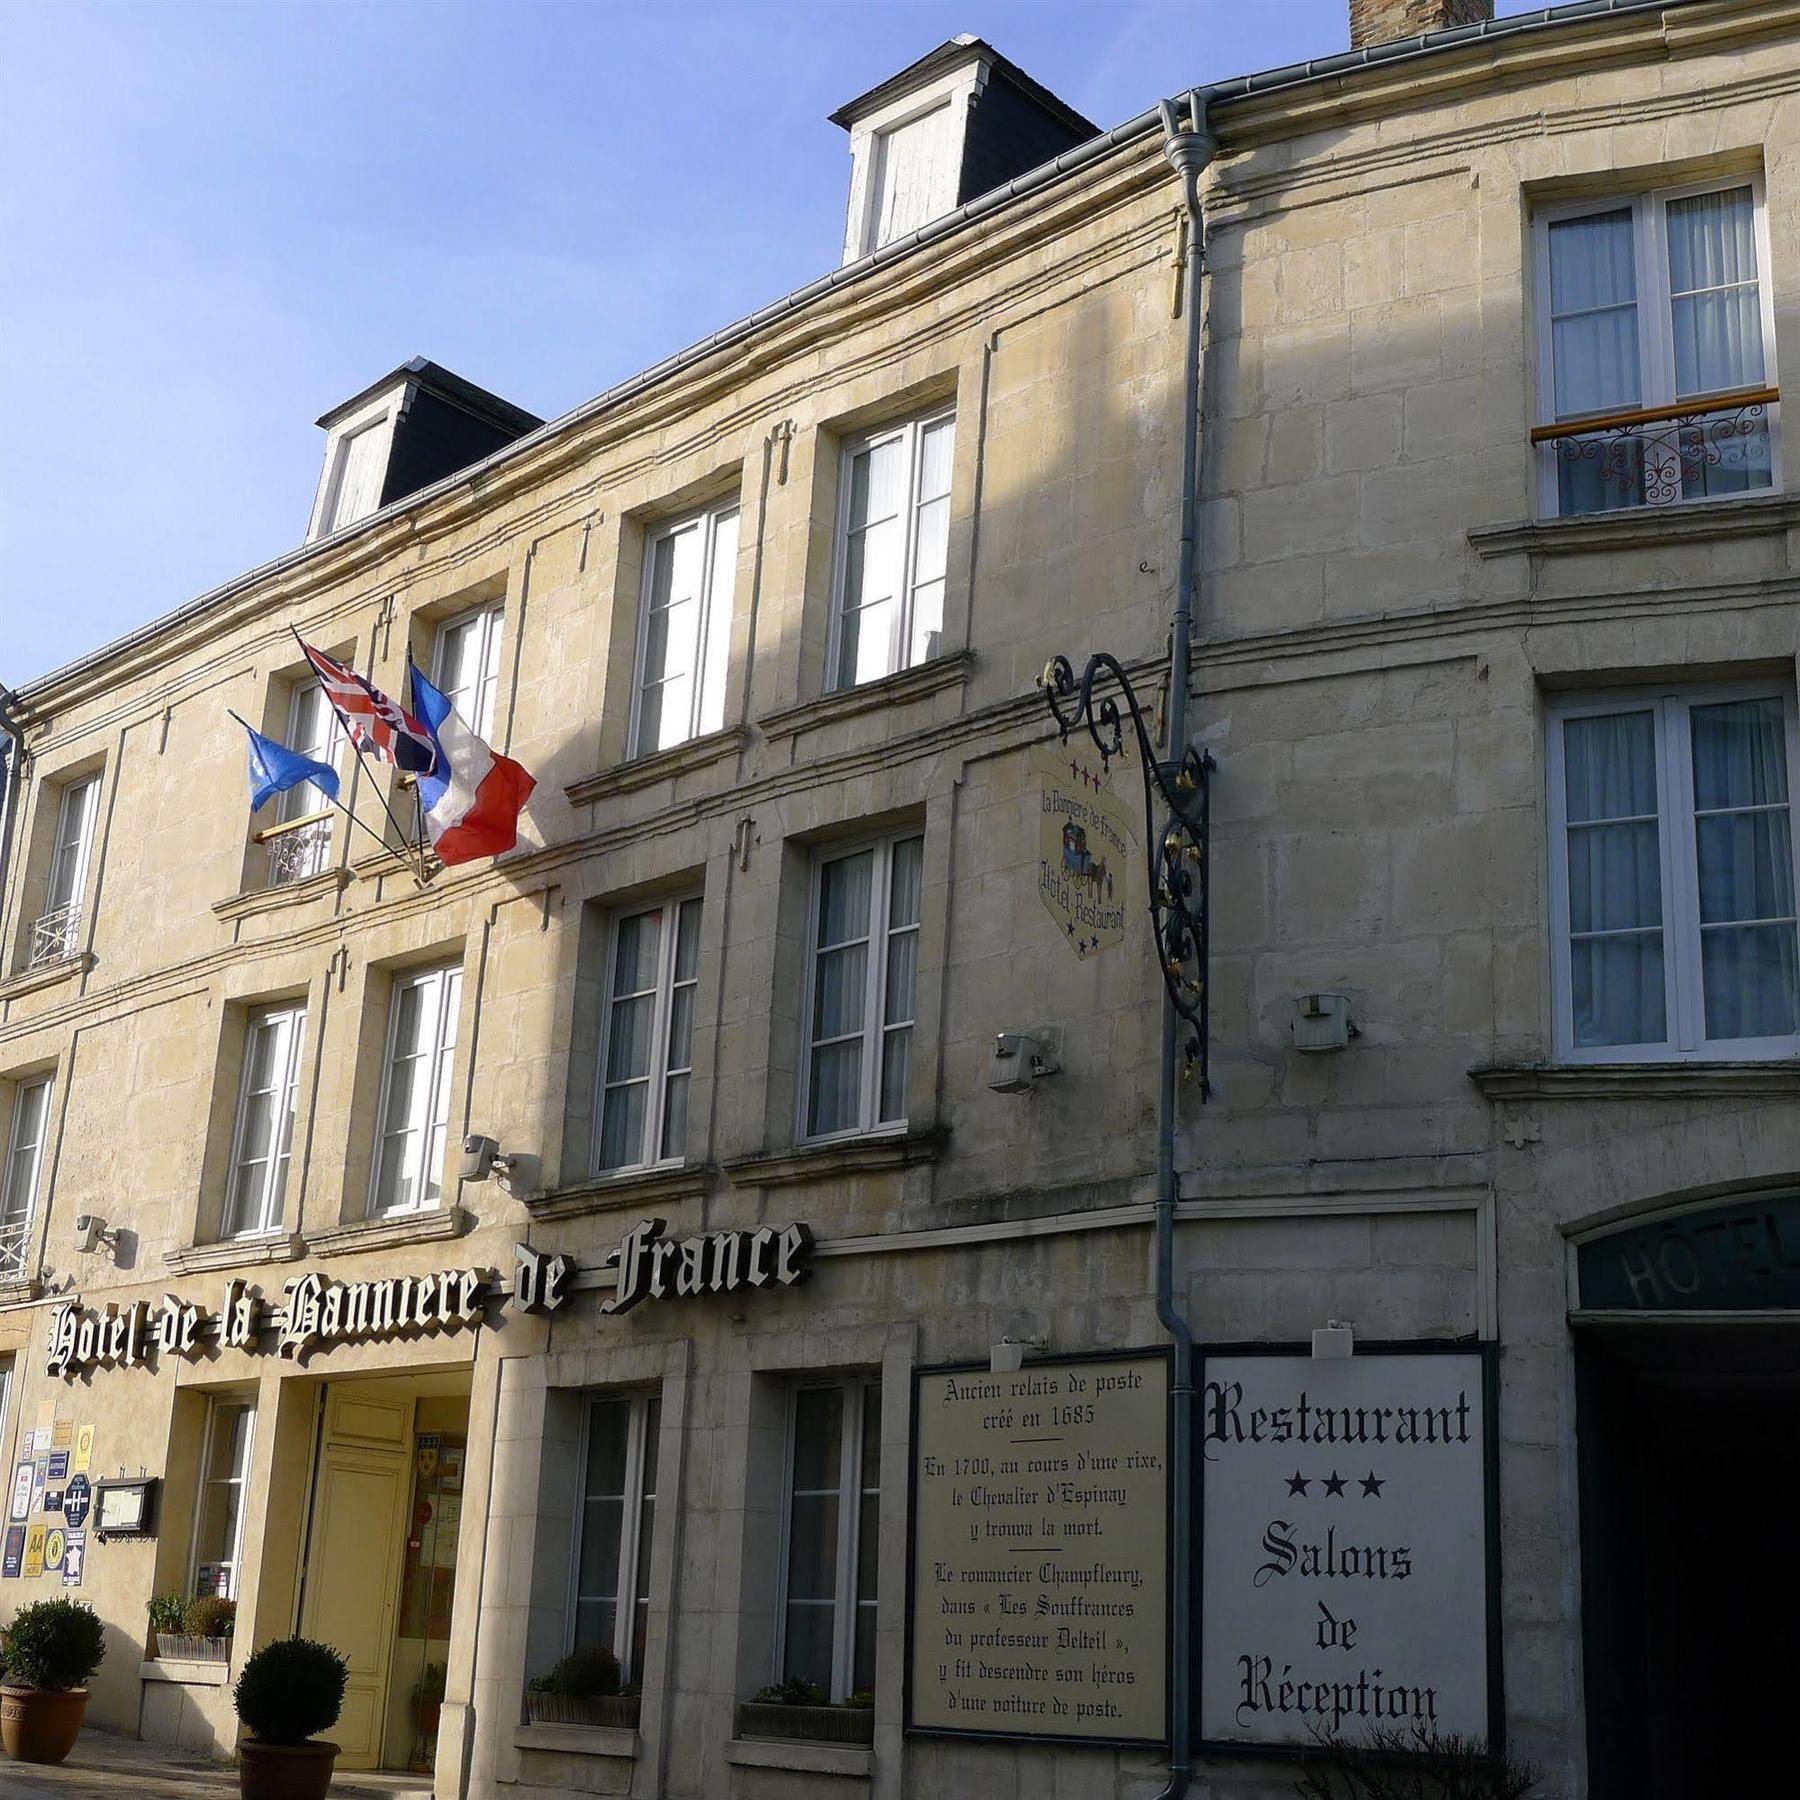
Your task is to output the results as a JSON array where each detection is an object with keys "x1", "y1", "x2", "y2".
[
  {"x1": 286, "y1": 625, "x2": 426, "y2": 875},
  {"x1": 403, "y1": 646, "x2": 430, "y2": 883},
  {"x1": 229, "y1": 711, "x2": 415, "y2": 871}
]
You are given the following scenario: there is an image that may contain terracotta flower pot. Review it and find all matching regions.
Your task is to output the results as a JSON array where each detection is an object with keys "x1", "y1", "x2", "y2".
[
  {"x1": 237, "y1": 1736, "x2": 340, "y2": 1800},
  {"x1": 413, "y1": 1695, "x2": 442, "y2": 1737},
  {"x1": 0, "y1": 1684, "x2": 90, "y2": 1765}
]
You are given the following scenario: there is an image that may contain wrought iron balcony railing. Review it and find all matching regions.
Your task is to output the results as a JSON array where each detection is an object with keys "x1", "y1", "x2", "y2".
[
  {"x1": 1533, "y1": 385, "x2": 1777, "y2": 515},
  {"x1": 0, "y1": 1216, "x2": 31, "y2": 1282},
  {"x1": 263, "y1": 812, "x2": 334, "y2": 886},
  {"x1": 28, "y1": 902, "x2": 82, "y2": 967}
]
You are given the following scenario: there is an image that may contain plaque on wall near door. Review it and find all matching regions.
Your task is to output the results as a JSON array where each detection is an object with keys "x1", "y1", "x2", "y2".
[
  {"x1": 1198, "y1": 1344, "x2": 1499, "y2": 1754},
  {"x1": 907, "y1": 1349, "x2": 1170, "y2": 1746}
]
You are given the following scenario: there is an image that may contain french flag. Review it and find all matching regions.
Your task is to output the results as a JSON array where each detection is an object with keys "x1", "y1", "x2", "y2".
[{"x1": 407, "y1": 665, "x2": 536, "y2": 866}]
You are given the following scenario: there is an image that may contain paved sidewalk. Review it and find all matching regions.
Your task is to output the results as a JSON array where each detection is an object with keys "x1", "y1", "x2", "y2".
[{"x1": 2, "y1": 1728, "x2": 433, "y2": 1799}]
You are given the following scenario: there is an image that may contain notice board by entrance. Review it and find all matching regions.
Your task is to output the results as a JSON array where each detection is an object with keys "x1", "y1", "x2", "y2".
[
  {"x1": 907, "y1": 1348, "x2": 1170, "y2": 1747},
  {"x1": 1198, "y1": 1344, "x2": 1500, "y2": 1755}
]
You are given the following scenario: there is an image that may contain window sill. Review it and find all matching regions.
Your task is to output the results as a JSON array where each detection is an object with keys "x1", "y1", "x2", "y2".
[
  {"x1": 564, "y1": 725, "x2": 753, "y2": 807},
  {"x1": 527, "y1": 1163, "x2": 710, "y2": 1221},
  {"x1": 0, "y1": 1276, "x2": 42, "y2": 1308},
  {"x1": 212, "y1": 868, "x2": 350, "y2": 923},
  {"x1": 1469, "y1": 1060, "x2": 1800, "y2": 1101},
  {"x1": 140, "y1": 1658, "x2": 230, "y2": 1687},
  {"x1": 1468, "y1": 491, "x2": 1800, "y2": 559},
  {"x1": 725, "y1": 1736, "x2": 873, "y2": 1779},
  {"x1": 758, "y1": 650, "x2": 974, "y2": 745},
  {"x1": 0, "y1": 952, "x2": 93, "y2": 1002},
  {"x1": 308, "y1": 1205, "x2": 468, "y2": 1258},
  {"x1": 723, "y1": 1126, "x2": 946, "y2": 1189},
  {"x1": 513, "y1": 1722, "x2": 639, "y2": 1760},
  {"x1": 164, "y1": 1232, "x2": 304, "y2": 1276}
]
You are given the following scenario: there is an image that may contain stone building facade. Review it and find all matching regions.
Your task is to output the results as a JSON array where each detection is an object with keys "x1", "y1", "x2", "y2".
[{"x1": 0, "y1": 5, "x2": 1796, "y2": 1800}]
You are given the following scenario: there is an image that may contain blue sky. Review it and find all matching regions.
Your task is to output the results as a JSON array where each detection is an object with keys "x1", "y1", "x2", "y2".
[{"x1": 0, "y1": 0, "x2": 1539, "y2": 688}]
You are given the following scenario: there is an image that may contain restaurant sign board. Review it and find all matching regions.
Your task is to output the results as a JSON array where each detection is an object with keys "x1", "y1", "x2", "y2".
[
  {"x1": 1032, "y1": 745, "x2": 1138, "y2": 961},
  {"x1": 1198, "y1": 1346, "x2": 1497, "y2": 1753},
  {"x1": 908, "y1": 1349, "x2": 1169, "y2": 1746}
]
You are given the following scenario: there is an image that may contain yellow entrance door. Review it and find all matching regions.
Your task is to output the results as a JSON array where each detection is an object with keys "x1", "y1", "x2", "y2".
[{"x1": 299, "y1": 1384, "x2": 415, "y2": 1769}]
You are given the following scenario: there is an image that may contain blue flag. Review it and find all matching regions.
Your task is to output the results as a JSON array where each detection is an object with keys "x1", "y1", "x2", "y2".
[{"x1": 241, "y1": 722, "x2": 339, "y2": 812}]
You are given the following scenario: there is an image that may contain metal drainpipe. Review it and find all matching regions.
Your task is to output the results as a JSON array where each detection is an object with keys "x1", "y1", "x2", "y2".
[
  {"x1": 1154, "y1": 89, "x2": 1214, "y2": 1800},
  {"x1": 0, "y1": 687, "x2": 24, "y2": 955}
]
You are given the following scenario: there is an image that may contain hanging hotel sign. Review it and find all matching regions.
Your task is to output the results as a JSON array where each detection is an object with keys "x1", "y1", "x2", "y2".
[
  {"x1": 907, "y1": 1349, "x2": 1170, "y2": 1747},
  {"x1": 1032, "y1": 745, "x2": 1138, "y2": 961},
  {"x1": 45, "y1": 1216, "x2": 816, "y2": 1378},
  {"x1": 1198, "y1": 1346, "x2": 1498, "y2": 1754}
]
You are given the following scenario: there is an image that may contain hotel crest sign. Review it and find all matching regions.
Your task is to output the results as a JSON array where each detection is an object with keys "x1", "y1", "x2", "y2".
[{"x1": 45, "y1": 1216, "x2": 814, "y2": 1379}]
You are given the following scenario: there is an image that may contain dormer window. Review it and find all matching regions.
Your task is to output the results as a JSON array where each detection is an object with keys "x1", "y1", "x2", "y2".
[
  {"x1": 831, "y1": 37, "x2": 1096, "y2": 267},
  {"x1": 320, "y1": 413, "x2": 393, "y2": 536}
]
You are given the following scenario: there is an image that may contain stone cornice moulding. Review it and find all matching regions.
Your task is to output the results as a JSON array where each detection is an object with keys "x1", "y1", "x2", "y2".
[
  {"x1": 164, "y1": 1232, "x2": 305, "y2": 1277},
  {"x1": 564, "y1": 727, "x2": 753, "y2": 808},
  {"x1": 1468, "y1": 493, "x2": 1800, "y2": 560},
  {"x1": 1469, "y1": 1061, "x2": 1800, "y2": 1101},
  {"x1": 211, "y1": 868, "x2": 352, "y2": 924},
  {"x1": 308, "y1": 1205, "x2": 470, "y2": 1258},
  {"x1": 758, "y1": 652, "x2": 976, "y2": 744},
  {"x1": 723, "y1": 1127, "x2": 948, "y2": 1189},
  {"x1": 527, "y1": 1164, "x2": 712, "y2": 1221}
]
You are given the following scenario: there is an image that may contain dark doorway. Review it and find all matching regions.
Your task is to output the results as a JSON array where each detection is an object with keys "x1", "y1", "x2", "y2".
[{"x1": 1577, "y1": 1325, "x2": 1800, "y2": 1799}]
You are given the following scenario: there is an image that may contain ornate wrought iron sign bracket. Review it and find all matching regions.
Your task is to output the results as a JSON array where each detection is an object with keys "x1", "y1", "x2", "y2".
[{"x1": 1042, "y1": 652, "x2": 1213, "y2": 1094}]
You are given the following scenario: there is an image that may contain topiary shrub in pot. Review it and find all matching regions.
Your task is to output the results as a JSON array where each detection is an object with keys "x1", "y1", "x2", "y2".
[
  {"x1": 524, "y1": 1644, "x2": 637, "y2": 1728},
  {"x1": 233, "y1": 1635, "x2": 348, "y2": 1800},
  {"x1": 0, "y1": 1597, "x2": 108, "y2": 1765}
]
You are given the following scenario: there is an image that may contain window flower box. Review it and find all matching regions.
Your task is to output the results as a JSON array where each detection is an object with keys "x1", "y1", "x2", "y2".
[
  {"x1": 156, "y1": 1633, "x2": 231, "y2": 1663},
  {"x1": 523, "y1": 1691, "x2": 640, "y2": 1730},
  {"x1": 735, "y1": 1700, "x2": 874, "y2": 1745}
]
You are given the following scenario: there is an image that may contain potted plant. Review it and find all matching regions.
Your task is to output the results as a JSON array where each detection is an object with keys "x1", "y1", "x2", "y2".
[
  {"x1": 163, "y1": 1595, "x2": 236, "y2": 1663},
  {"x1": 0, "y1": 1596, "x2": 108, "y2": 1765},
  {"x1": 736, "y1": 1675, "x2": 876, "y2": 1746},
  {"x1": 523, "y1": 1645, "x2": 638, "y2": 1728},
  {"x1": 233, "y1": 1635, "x2": 348, "y2": 1800},
  {"x1": 411, "y1": 1660, "x2": 446, "y2": 1742},
  {"x1": 146, "y1": 1592, "x2": 186, "y2": 1660}
]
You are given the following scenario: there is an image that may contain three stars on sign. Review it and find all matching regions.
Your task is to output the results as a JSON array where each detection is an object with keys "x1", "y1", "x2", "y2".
[{"x1": 1285, "y1": 1469, "x2": 1385, "y2": 1498}]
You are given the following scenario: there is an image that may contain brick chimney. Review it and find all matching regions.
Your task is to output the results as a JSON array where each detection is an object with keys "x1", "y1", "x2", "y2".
[{"x1": 1350, "y1": 0, "x2": 1493, "y2": 51}]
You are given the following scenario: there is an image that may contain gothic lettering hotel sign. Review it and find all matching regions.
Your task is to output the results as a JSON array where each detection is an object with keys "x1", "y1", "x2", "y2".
[
  {"x1": 1198, "y1": 1346, "x2": 1498, "y2": 1754},
  {"x1": 908, "y1": 1350, "x2": 1169, "y2": 1747},
  {"x1": 45, "y1": 1217, "x2": 815, "y2": 1378}
]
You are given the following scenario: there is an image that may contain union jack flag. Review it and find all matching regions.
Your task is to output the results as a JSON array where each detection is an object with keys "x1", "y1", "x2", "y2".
[{"x1": 298, "y1": 641, "x2": 439, "y2": 776}]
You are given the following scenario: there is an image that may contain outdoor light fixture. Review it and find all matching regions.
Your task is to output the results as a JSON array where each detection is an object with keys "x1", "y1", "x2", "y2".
[
  {"x1": 1312, "y1": 1320, "x2": 1355, "y2": 1360},
  {"x1": 1292, "y1": 992, "x2": 1358, "y2": 1053},
  {"x1": 458, "y1": 1134, "x2": 515, "y2": 1182},
  {"x1": 990, "y1": 1334, "x2": 1048, "y2": 1374},
  {"x1": 72, "y1": 1214, "x2": 119, "y2": 1256},
  {"x1": 989, "y1": 1031, "x2": 1060, "y2": 1094}
]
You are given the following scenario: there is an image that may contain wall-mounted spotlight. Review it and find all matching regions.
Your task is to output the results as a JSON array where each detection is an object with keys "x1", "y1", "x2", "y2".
[
  {"x1": 73, "y1": 1214, "x2": 120, "y2": 1256},
  {"x1": 990, "y1": 1334, "x2": 1048, "y2": 1375},
  {"x1": 990, "y1": 1032, "x2": 1060, "y2": 1094},
  {"x1": 459, "y1": 1134, "x2": 515, "y2": 1182}
]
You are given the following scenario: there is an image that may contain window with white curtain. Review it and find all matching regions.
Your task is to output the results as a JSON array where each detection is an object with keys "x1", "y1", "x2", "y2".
[
  {"x1": 777, "y1": 1379, "x2": 880, "y2": 1702},
  {"x1": 569, "y1": 1391, "x2": 660, "y2": 1679},
  {"x1": 1, "y1": 1076, "x2": 52, "y2": 1280},
  {"x1": 189, "y1": 1395, "x2": 255, "y2": 1602},
  {"x1": 594, "y1": 896, "x2": 702, "y2": 1173},
  {"x1": 369, "y1": 962, "x2": 463, "y2": 1215},
  {"x1": 1548, "y1": 684, "x2": 1799, "y2": 1061},
  {"x1": 632, "y1": 504, "x2": 738, "y2": 758},
  {"x1": 269, "y1": 680, "x2": 337, "y2": 885},
  {"x1": 829, "y1": 413, "x2": 954, "y2": 691},
  {"x1": 1535, "y1": 178, "x2": 1777, "y2": 517},
  {"x1": 221, "y1": 1005, "x2": 305, "y2": 1239},
  {"x1": 434, "y1": 602, "x2": 505, "y2": 740},
  {"x1": 30, "y1": 775, "x2": 98, "y2": 964},
  {"x1": 802, "y1": 833, "x2": 922, "y2": 1140}
]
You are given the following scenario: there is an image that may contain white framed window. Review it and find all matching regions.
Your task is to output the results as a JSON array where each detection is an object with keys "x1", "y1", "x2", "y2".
[
  {"x1": 434, "y1": 601, "x2": 506, "y2": 740},
  {"x1": 1548, "y1": 682, "x2": 1799, "y2": 1062},
  {"x1": 30, "y1": 775, "x2": 98, "y2": 965},
  {"x1": 776, "y1": 1379, "x2": 880, "y2": 1702},
  {"x1": 1534, "y1": 176, "x2": 1778, "y2": 517},
  {"x1": 594, "y1": 897, "x2": 701, "y2": 1173},
  {"x1": 269, "y1": 680, "x2": 338, "y2": 885},
  {"x1": 369, "y1": 962, "x2": 463, "y2": 1215},
  {"x1": 802, "y1": 834, "x2": 922, "y2": 1141},
  {"x1": 568, "y1": 1391, "x2": 661, "y2": 1680},
  {"x1": 631, "y1": 503, "x2": 739, "y2": 758},
  {"x1": 189, "y1": 1394, "x2": 256, "y2": 1602},
  {"x1": 828, "y1": 412, "x2": 954, "y2": 691},
  {"x1": 1, "y1": 1076, "x2": 52, "y2": 1281},
  {"x1": 0, "y1": 1358, "x2": 12, "y2": 1458},
  {"x1": 221, "y1": 1006, "x2": 305, "y2": 1240}
]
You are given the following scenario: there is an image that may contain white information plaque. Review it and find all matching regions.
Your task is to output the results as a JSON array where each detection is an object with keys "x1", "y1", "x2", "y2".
[{"x1": 1199, "y1": 1349, "x2": 1494, "y2": 1751}]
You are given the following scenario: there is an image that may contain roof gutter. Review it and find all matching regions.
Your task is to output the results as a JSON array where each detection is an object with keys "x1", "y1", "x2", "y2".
[{"x1": 15, "y1": 0, "x2": 1689, "y2": 709}]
